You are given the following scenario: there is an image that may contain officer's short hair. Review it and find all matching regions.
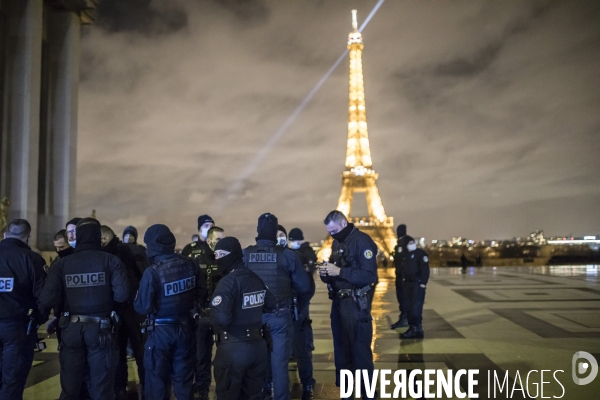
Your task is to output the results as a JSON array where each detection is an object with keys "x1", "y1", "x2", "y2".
[
  {"x1": 54, "y1": 229, "x2": 68, "y2": 242},
  {"x1": 6, "y1": 219, "x2": 31, "y2": 240},
  {"x1": 323, "y1": 210, "x2": 347, "y2": 225},
  {"x1": 100, "y1": 225, "x2": 115, "y2": 240},
  {"x1": 207, "y1": 226, "x2": 224, "y2": 239}
]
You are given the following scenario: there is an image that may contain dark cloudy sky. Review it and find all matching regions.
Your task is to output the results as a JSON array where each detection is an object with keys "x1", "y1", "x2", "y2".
[{"x1": 76, "y1": 0, "x2": 600, "y2": 246}]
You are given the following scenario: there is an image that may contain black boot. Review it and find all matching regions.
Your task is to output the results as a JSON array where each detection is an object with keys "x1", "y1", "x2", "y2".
[
  {"x1": 263, "y1": 382, "x2": 273, "y2": 400},
  {"x1": 115, "y1": 388, "x2": 127, "y2": 400},
  {"x1": 198, "y1": 388, "x2": 209, "y2": 400},
  {"x1": 301, "y1": 384, "x2": 314, "y2": 400},
  {"x1": 391, "y1": 315, "x2": 408, "y2": 329},
  {"x1": 401, "y1": 324, "x2": 424, "y2": 339}
]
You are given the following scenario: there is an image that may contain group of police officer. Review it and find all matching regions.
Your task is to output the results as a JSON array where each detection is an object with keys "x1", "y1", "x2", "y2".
[{"x1": 0, "y1": 210, "x2": 428, "y2": 400}]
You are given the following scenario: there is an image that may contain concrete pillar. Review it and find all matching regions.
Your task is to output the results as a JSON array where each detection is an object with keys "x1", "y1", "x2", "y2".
[
  {"x1": 0, "y1": 0, "x2": 43, "y2": 246},
  {"x1": 37, "y1": 10, "x2": 80, "y2": 248}
]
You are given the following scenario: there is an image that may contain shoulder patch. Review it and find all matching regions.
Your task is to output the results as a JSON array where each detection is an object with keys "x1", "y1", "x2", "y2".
[
  {"x1": 364, "y1": 249, "x2": 373, "y2": 259},
  {"x1": 423, "y1": 256, "x2": 429, "y2": 262},
  {"x1": 212, "y1": 295, "x2": 222, "y2": 306}
]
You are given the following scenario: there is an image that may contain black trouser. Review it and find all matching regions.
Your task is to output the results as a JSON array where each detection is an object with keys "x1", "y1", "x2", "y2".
[
  {"x1": 59, "y1": 322, "x2": 118, "y2": 400},
  {"x1": 213, "y1": 339, "x2": 268, "y2": 400},
  {"x1": 144, "y1": 325, "x2": 194, "y2": 400},
  {"x1": 292, "y1": 314, "x2": 315, "y2": 387},
  {"x1": 0, "y1": 320, "x2": 36, "y2": 399},
  {"x1": 115, "y1": 305, "x2": 146, "y2": 389},
  {"x1": 330, "y1": 295, "x2": 375, "y2": 400},
  {"x1": 395, "y1": 268, "x2": 407, "y2": 319},
  {"x1": 402, "y1": 280, "x2": 426, "y2": 326},
  {"x1": 194, "y1": 324, "x2": 213, "y2": 390}
]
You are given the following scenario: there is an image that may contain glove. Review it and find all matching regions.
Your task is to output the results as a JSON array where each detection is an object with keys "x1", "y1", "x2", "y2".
[{"x1": 46, "y1": 317, "x2": 58, "y2": 336}]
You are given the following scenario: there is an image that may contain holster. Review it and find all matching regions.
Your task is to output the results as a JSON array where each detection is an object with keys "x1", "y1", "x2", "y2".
[
  {"x1": 327, "y1": 284, "x2": 336, "y2": 300},
  {"x1": 262, "y1": 323, "x2": 273, "y2": 352},
  {"x1": 291, "y1": 297, "x2": 299, "y2": 321},
  {"x1": 58, "y1": 312, "x2": 70, "y2": 329}
]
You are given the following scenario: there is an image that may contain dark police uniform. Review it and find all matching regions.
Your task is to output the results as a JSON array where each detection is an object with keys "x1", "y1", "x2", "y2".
[
  {"x1": 181, "y1": 239, "x2": 219, "y2": 394},
  {"x1": 210, "y1": 260, "x2": 276, "y2": 400},
  {"x1": 291, "y1": 245, "x2": 317, "y2": 394},
  {"x1": 321, "y1": 225, "x2": 378, "y2": 399},
  {"x1": 0, "y1": 238, "x2": 47, "y2": 399},
  {"x1": 393, "y1": 235, "x2": 410, "y2": 324},
  {"x1": 244, "y1": 240, "x2": 310, "y2": 400},
  {"x1": 134, "y1": 253, "x2": 205, "y2": 400},
  {"x1": 402, "y1": 248, "x2": 430, "y2": 334},
  {"x1": 40, "y1": 226, "x2": 129, "y2": 400},
  {"x1": 103, "y1": 236, "x2": 146, "y2": 397}
]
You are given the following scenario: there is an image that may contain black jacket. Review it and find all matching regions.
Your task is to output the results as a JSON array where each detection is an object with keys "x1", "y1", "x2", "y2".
[
  {"x1": 0, "y1": 238, "x2": 47, "y2": 323},
  {"x1": 104, "y1": 236, "x2": 141, "y2": 302},
  {"x1": 322, "y1": 227, "x2": 379, "y2": 291},
  {"x1": 210, "y1": 259, "x2": 276, "y2": 334},
  {"x1": 403, "y1": 248, "x2": 430, "y2": 285},
  {"x1": 40, "y1": 226, "x2": 129, "y2": 317}
]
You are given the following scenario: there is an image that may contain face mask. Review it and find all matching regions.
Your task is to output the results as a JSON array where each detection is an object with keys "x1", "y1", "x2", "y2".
[
  {"x1": 407, "y1": 243, "x2": 417, "y2": 252},
  {"x1": 57, "y1": 248, "x2": 72, "y2": 258},
  {"x1": 277, "y1": 237, "x2": 287, "y2": 247},
  {"x1": 290, "y1": 241, "x2": 301, "y2": 250},
  {"x1": 68, "y1": 240, "x2": 76, "y2": 248},
  {"x1": 200, "y1": 227, "x2": 210, "y2": 240}
]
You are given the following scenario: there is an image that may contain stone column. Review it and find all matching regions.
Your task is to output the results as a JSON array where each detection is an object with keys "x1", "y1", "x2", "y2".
[
  {"x1": 0, "y1": 0, "x2": 43, "y2": 246},
  {"x1": 37, "y1": 10, "x2": 80, "y2": 248}
]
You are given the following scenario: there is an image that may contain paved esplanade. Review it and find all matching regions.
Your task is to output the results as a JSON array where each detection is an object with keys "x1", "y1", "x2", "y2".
[{"x1": 25, "y1": 266, "x2": 600, "y2": 398}]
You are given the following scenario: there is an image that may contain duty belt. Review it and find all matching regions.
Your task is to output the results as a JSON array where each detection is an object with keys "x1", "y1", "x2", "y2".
[
  {"x1": 336, "y1": 289, "x2": 353, "y2": 299},
  {"x1": 69, "y1": 315, "x2": 110, "y2": 324},
  {"x1": 153, "y1": 318, "x2": 192, "y2": 326},
  {"x1": 215, "y1": 328, "x2": 263, "y2": 344}
]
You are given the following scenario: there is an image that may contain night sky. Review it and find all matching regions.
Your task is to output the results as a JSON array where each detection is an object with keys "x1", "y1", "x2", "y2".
[{"x1": 76, "y1": 0, "x2": 600, "y2": 247}]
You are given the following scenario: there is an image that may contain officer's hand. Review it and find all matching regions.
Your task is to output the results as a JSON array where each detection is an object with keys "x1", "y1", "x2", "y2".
[
  {"x1": 46, "y1": 317, "x2": 58, "y2": 336},
  {"x1": 317, "y1": 262, "x2": 329, "y2": 276},
  {"x1": 420, "y1": 284, "x2": 426, "y2": 288},
  {"x1": 323, "y1": 264, "x2": 341, "y2": 276}
]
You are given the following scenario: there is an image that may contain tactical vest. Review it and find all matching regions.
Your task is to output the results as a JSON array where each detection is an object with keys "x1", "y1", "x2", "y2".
[
  {"x1": 62, "y1": 253, "x2": 114, "y2": 317},
  {"x1": 152, "y1": 257, "x2": 197, "y2": 318},
  {"x1": 330, "y1": 229, "x2": 360, "y2": 291},
  {"x1": 221, "y1": 269, "x2": 266, "y2": 333},
  {"x1": 244, "y1": 245, "x2": 292, "y2": 306}
]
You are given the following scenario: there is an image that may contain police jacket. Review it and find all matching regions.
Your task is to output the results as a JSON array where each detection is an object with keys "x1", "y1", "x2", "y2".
[
  {"x1": 394, "y1": 235, "x2": 410, "y2": 272},
  {"x1": 403, "y1": 248, "x2": 430, "y2": 284},
  {"x1": 244, "y1": 239, "x2": 310, "y2": 308},
  {"x1": 291, "y1": 246, "x2": 316, "y2": 316},
  {"x1": 0, "y1": 238, "x2": 47, "y2": 322},
  {"x1": 321, "y1": 226, "x2": 378, "y2": 291},
  {"x1": 104, "y1": 236, "x2": 141, "y2": 302},
  {"x1": 210, "y1": 259, "x2": 276, "y2": 334},
  {"x1": 134, "y1": 253, "x2": 206, "y2": 319},
  {"x1": 40, "y1": 239, "x2": 129, "y2": 318}
]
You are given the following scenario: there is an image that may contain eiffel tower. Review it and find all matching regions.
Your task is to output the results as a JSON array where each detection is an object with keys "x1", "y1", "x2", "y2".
[{"x1": 318, "y1": 10, "x2": 397, "y2": 261}]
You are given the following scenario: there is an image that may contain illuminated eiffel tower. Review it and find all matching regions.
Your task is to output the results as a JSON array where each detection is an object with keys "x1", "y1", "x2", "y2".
[{"x1": 319, "y1": 10, "x2": 397, "y2": 261}]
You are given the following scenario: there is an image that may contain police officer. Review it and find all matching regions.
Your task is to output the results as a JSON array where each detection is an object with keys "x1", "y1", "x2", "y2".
[
  {"x1": 193, "y1": 225, "x2": 224, "y2": 399},
  {"x1": 100, "y1": 225, "x2": 146, "y2": 400},
  {"x1": 286, "y1": 228, "x2": 317, "y2": 400},
  {"x1": 0, "y1": 219, "x2": 47, "y2": 399},
  {"x1": 400, "y1": 237, "x2": 430, "y2": 339},
  {"x1": 122, "y1": 225, "x2": 150, "y2": 273},
  {"x1": 318, "y1": 211, "x2": 378, "y2": 400},
  {"x1": 209, "y1": 237, "x2": 276, "y2": 400},
  {"x1": 181, "y1": 214, "x2": 214, "y2": 261},
  {"x1": 288, "y1": 228, "x2": 317, "y2": 274},
  {"x1": 244, "y1": 213, "x2": 310, "y2": 400},
  {"x1": 65, "y1": 217, "x2": 81, "y2": 248},
  {"x1": 40, "y1": 217, "x2": 129, "y2": 400},
  {"x1": 134, "y1": 224, "x2": 206, "y2": 400},
  {"x1": 391, "y1": 224, "x2": 409, "y2": 329}
]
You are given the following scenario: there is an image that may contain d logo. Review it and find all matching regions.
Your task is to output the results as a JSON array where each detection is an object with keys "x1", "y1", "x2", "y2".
[{"x1": 572, "y1": 351, "x2": 598, "y2": 385}]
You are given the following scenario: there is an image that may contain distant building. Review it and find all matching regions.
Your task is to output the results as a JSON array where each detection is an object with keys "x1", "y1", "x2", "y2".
[{"x1": 0, "y1": 0, "x2": 97, "y2": 249}]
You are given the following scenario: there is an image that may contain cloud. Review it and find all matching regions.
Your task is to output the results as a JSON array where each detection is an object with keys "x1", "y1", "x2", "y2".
[{"x1": 76, "y1": 0, "x2": 600, "y2": 246}]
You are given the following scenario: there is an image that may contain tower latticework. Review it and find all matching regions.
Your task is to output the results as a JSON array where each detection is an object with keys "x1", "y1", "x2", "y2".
[{"x1": 318, "y1": 10, "x2": 397, "y2": 262}]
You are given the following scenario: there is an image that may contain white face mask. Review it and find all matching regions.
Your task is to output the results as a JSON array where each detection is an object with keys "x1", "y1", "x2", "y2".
[
  {"x1": 290, "y1": 241, "x2": 301, "y2": 250},
  {"x1": 68, "y1": 240, "x2": 77, "y2": 248},
  {"x1": 407, "y1": 243, "x2": 417, "y2": 252},
  {"x1": 277, "y1": 237, "x2": 287, "y2": 247},
  {"x1": 200, "y1": 227, "x2": 210, "y2": 240}
]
